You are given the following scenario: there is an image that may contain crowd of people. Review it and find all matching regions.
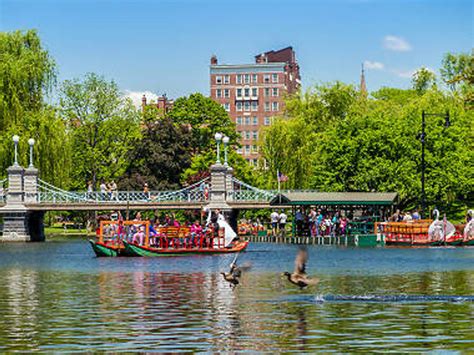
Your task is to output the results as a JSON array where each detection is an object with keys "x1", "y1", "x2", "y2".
[
  {"x1": 269, "y1": 209, "x2": 351, "y2": 237},
  {"x1": 101, "y1": 208, "x2": 237, "y2": 249}
]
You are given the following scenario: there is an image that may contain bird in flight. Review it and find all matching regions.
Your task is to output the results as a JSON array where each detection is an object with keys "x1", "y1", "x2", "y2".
[
  {"x1": 283, "y1": 248, "x2": 319, "y2": 289},
  {"x1": 221, "y1": 261, "x2": 252, "y2": 290}
]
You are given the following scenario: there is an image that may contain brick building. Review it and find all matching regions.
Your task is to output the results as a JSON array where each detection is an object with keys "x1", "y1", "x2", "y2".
[
  {"x1": 141, "y1": 94, "x2": 174, "y2": 114},
  {"x1": 209, "y1": 47, "x2": 301, "y2": 165}
]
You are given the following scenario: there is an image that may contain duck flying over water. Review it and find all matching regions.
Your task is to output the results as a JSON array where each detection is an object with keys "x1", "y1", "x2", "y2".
[
  {"x1": 283, "y1": 248, "x2": 319, "y2": 290},
  {"x1": 221, "y1": 262, "x2": 252, "y2": 290}
]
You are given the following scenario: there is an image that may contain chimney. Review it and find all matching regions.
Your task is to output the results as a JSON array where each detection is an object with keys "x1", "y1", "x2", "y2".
[
  {"x1": 210, "y1": 55, "x2": 218, "y2": 65},
  {"x1": 256, "y1": 54, "x2": 266, "y2": 64}
]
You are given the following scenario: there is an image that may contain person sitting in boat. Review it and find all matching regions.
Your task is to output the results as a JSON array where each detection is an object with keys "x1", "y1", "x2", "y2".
[
  {"x1": 189, "y1": 220, "x2": 202, "y2": 247},
  {"x1": 132, "y1": 225, "x2": 146, "y2": 245}
]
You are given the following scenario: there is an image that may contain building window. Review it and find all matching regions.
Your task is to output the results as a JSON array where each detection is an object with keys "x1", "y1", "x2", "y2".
[
  {"x1": 236, "y1": 102, "x2": 243, "y2": 111},
  {"x1": 224, "y1": 75, "x2": 230, "y2": 84},
  {"x1": 244, "y1": 88, "x2": 250, "y2": 97},
  {"x1": 223, "y1": 103, "x2": 230, "y2": 111},
  {"x1": 252, "y1": 131, "x2": 258, "y2": 140},
  {"x1": 240, "y1": 131, "x2": 245, "y2": 138},
  {"x1": 216, "y1": 76, "x2": 223, "y2": 84},
  {"x1": 264, "y1": 102, "x2": 270, "y2": 112},
  {"x1": 251, "y1": 101, "x2": 258, "y2": 111},
  {"x1": 264, "y1": 88, "x2": 270, "y2": 97},
  {"x1": 272, "y1": 102, "x2": 279, "y2": 111},
  {"x1": 252, "y1": 74, "x2": 258, "y2": 83},
  {"x1": 272, "y1": 73, "x2": 278, "y2": 83},
  {"x1": 216, "y1": 89, "x2": 222, "y2": 98},
  {"x1": 244, "y1": 101, "x2": 250, "y2": 111},
  {"x1": 264, "y1": 117, "x2": 271, "y2": 125},
  {"x1": 264, "y1": 74, "x2": 270, "y2": 83},
  {"x1": 253, "y1": 158, "x2": 258, "y2": 166},
  {"x1": 237, "y1": 148, "x2": 243, "y2": 154},
  {"x1": 252, "y1": 116, "x2": 258, "y2": 125},
  {"x1": 245, "y1": 131, "x2": 251, "y2": 140},
  {"x1": 245, "y1": 116, "x2": 251, "y2": 125},
  {"x1": 272, "y1": 88, "x2": 279, "y2": 97},
  {"x1": 244, "y1": 74, "x2": 250, "y2": 84},
  {"x1": 224, "y1": 89, "x2": 230, "y2": 98},
  {"x1": 252, "y1": 144, "x2": 258, "y2": 153},
  {"x1": 236, "y1": 88, "x2": 242, "y2": 98},
  {"x1": 245, "y1": 145, "x2": 250, "y2": 155},
  {"x1": 252, "y1": 88, "x2": 258, "y2": 97},
  {"x1": 236, "y1": 75, "x2": 242, "y2": 84},
  {"x1": 236, "y1": 116, "x2": 242, "y2": 125}
]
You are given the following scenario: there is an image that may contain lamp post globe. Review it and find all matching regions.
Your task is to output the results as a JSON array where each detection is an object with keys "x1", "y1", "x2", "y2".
[
  {"x1": 222, "y1": 136, "x2": 230, "y2": 166},
  {"x1": 28, "y1": 138, "x2": 35, "y2": 168},
  {"x1": 214, "y1": 132, "x2": 223, "y2": 164},
  {"x1": 12, "y1": 135, "x2": 20, "y2": 166}
]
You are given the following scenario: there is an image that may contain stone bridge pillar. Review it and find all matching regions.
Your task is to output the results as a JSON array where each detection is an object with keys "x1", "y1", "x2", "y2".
[
  {"x1": 24, "y1": 167, "x2": 39, "y2": 203},
  {"x1": 1, "y1": 160, "x2": 44, "y2": 242},
  {"x1": 207, "y1": 163, "x2": 230, "y2": 211}
]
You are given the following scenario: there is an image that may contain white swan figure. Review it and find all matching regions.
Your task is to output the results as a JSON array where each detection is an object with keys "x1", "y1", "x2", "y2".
[
  {"x1": 464, "y1": 210, "x2": 474, "y2": 241},
  {"x1": 428, "y1": 209, "x2": 455, "y2": 242}
]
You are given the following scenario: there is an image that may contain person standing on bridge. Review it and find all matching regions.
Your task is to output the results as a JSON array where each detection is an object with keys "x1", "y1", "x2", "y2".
[
  {"x1": 143, "y1": 183, "x2": 150, "y2": 201},
  {"x1": 110, "y1": 180, "x2": 118, "y2": 201},
  {"x1": 99, "y1": 181, "x2": 107, "y2": 201}
]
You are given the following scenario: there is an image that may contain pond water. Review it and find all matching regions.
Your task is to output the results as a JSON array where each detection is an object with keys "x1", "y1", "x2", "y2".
[{"x1": 0, "y1": 238, "x2": 473, "y2": 352}]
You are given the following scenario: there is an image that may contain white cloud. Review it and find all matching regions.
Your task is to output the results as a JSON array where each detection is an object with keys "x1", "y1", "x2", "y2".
[
  {"x1": 123, "y1": 90, "x2": 158, "y2": 108},
  {"x1": 364, "y1": 60, "x2": 384, "y2": 70},
  {"x1": 383, "y1": 35, "x2": 412, "y2": 52}
]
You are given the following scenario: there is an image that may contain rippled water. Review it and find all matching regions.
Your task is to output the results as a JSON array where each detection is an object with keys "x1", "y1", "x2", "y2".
[{"x1": 0, "y1": 238, "x2": 473, "y2": 352}]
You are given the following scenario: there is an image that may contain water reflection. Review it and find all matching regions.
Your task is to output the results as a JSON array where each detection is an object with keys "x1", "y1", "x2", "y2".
[{"x1": 0, "y1": 242, "x2": 473, "y2": 351}]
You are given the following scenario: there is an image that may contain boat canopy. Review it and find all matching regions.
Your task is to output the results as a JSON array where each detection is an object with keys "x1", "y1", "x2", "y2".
[{"x1": 269, "y1": 192, "x2": 398, "y2": 207}]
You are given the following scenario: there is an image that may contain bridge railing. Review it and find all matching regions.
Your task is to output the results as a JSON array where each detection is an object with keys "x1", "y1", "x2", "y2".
[
  {"x1": 36, "y1": 177, "x2": 211, "y2": 204},
  {"x1": 228, "y1": 177, "x2": 276, "y2": 202}
]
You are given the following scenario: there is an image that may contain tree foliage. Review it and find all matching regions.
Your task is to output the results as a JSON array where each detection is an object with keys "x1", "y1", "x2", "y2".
[
  {"x1": 168, "y1": 93, "x2": 239, "y2": 154},
  {"x1": 440, "y1": 51, "x2": 474, "y2": 109},
  {"x1": 59, "y1": 73, "x2": 140, "y2": 189},
  {"x1": 0, "y1": 30, "x2": 69, "y2": 184},
  {"x1": 412, "y1": 67, "x2": 437, "y2": 94},
  {"x1": 120, "y1": 106, "x2": 193, "y2": 190},
  {"x1": 260, "y1": 70, "x2": 474, "y2": 218}
]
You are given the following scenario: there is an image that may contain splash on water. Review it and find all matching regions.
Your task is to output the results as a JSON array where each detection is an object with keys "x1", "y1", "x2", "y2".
[{"x1": 317, "y1": 294, "x2": 474, "y2": 303}]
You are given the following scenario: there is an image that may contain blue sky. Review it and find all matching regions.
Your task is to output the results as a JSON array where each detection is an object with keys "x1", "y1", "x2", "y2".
[{"x1": 1, "y1": 0, "x2": 472, "y2": 104}]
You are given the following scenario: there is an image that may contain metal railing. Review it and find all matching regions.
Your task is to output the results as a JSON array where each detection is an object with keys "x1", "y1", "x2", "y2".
[
  {"x1": 36, "y1": 177, "x2": 212, "y2": 204},
  {"x1": 228, "y1": 178, "x2": 276, "y2": 202}
]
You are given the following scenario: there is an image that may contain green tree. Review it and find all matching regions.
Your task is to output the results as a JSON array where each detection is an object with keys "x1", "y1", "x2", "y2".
[
  {"x1": 440, "y1": 51, "x2": 474, "y2": 109},
  {"x1": 0, "y1": 30, "x2": 70, "y2": 184},
  {"x1": 168, "y1": 93, "x2": 239, "y2": 154},
  {"x1": 59, "y1": 73, "x2": 140, "y2": 189},
  {"x1": 412, "y1": 67, "x2": 437, "y2": 94},
  {"x1": 120, "y1": 106, "x2": 193, "y2": 190}
]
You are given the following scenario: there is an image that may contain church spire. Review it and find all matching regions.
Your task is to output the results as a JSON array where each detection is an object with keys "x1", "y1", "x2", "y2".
[{"x1": 360, "y1": 63, "x2": 367, "y2": 97}]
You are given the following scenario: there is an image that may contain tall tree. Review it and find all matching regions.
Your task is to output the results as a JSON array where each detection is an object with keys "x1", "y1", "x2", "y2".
[
  {"x1": 120, "y1": 105, "x2": 193, "y2": 190},
  {"x1": 440, "y1": 51, "x2": 474, "y2": 109},
  {"x1": 0, "y1": 30, "x2": 70, "y2": 184},
  {"x1": 59, "y1": 73, "x2": 140, "y2": 189},
  {"x1": 168, "y1": 93, "x2": 239, "y2": 154},
  {"x1": 412, "y1": 67, "x2": 437, "y2": 94}
]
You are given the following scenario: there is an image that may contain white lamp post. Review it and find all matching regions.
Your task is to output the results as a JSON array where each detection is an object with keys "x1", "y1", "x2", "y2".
[
  {"x1": 12, "y1": 135, "x2": 20, "y2": 166},
  {"x1": 223, "y1": 136, "x2": 229, "y2": 166},
  {"x1": 28, "y1": 138, "x2": 35, "y2": 168},
  {"x1": 214, "y1": 132, "x2": 223, "y2": 164}
]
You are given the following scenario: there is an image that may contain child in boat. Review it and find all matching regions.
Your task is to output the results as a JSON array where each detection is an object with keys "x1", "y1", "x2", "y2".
[{"x1": 190, "y1": 220, "x2": 203, "y2": 247}]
